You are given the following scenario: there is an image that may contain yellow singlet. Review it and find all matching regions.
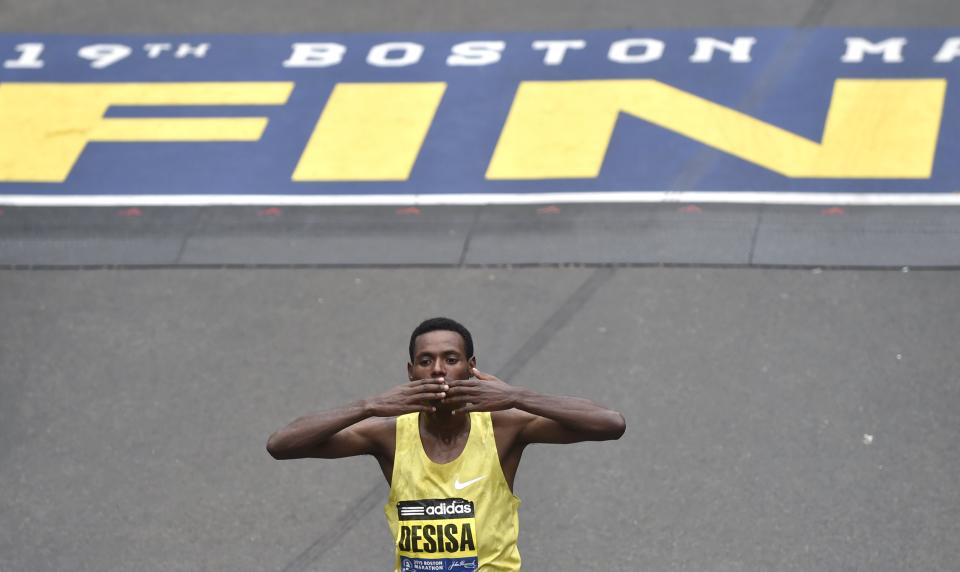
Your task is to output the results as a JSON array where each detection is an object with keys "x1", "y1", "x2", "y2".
[{"x1": 385, "y1": 412, "x2": 522, "y2": 571}]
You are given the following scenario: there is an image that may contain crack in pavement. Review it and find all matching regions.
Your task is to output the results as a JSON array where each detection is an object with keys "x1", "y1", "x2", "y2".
[
  {"x1": 280, "y1": 482, "x2": 386, "y2": 572},
  {"x1": 496, "y1": 267, "x2": 616, "y2": 381}
]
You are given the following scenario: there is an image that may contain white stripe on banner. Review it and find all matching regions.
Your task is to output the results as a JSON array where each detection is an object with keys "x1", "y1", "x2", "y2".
[{"x1": 2, "y1": 192, "x2": 960, "y2": 207}]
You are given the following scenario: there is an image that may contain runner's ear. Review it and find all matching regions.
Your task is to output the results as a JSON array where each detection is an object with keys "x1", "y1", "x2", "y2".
[{"x1": 468, "y1": 356, "x2": 477, "y2": 374}]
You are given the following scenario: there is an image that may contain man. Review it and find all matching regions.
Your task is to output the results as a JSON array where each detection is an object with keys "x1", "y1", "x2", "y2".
[{"x1": 267, "y1": 317, "x2": 626, "y2": 571}]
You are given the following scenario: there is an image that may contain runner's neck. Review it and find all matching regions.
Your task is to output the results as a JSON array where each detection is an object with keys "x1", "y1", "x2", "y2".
[{"x1": 421, "y1": 409, "x2": 470, "y2": 441}]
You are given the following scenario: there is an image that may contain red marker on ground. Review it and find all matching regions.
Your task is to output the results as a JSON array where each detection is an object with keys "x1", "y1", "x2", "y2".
[
  {"x1": 396, "y1": 206, "x2": 421, "y2": 215},
  {"x1": 820, "y1": 207, "x2": 846, "y2": 216},
  {"x1": 536, "y1": 205, "x2": 561, "y2": 215},
  {"x1": 117, "y1": 207, "x2": 142, "y2": 217},
  {"x1": 678, "y1": 205, "x2": 703, "y2": 214},
  {"x1": 257, "y1": 207, "x2": 283, "y2": 217}
]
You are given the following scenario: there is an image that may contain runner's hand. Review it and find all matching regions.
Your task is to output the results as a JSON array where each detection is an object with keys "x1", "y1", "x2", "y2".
[
  {"x1": 365, "y1": 378, "x2": 448, "y2": 417},
  {"x1": 443, "y1": 369, "x2": 518, "y2": 414}
]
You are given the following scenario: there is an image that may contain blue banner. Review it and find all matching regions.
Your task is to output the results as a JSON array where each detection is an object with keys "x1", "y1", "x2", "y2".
[{"x1": 1, "y1": 29, "x2": 959, "y2": 202}]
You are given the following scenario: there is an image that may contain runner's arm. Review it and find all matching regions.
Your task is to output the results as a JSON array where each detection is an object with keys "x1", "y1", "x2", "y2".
[
  {"x1": 266, "y1": 378, "x2": 449, "y2": 459},
  {"x1": 445, "y1": 368, "x2": 625, "y2": 445},
  {"x1": 512, "y1": 391, "x2": 626, "y2": 445},
  {"x1": 266, "y1": 402, "x2": 380, "y2": 459}
]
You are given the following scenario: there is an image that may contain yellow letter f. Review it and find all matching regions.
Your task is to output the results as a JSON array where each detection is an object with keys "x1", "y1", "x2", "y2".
[{"x1": 0, "y1": 82, "x2": 293, "y2": 182}]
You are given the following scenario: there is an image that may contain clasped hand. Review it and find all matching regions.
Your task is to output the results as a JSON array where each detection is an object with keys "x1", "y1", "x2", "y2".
[
  {"x1": 367, "y1": 369, "x2": 517, "y2": 417},
  {"x1": 442, "y1": 368, "x2": 517, "y2": 414}
]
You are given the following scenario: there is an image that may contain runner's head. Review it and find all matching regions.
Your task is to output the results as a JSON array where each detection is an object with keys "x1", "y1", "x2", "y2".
[{"x1": 408, "y1": 317, "x2": 476, "y2": 383}]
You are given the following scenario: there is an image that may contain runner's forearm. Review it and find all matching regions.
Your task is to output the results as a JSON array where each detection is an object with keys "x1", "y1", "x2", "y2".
[
  {"x1": 512, "y1": 389, "x2": 625, "y2": 438},
  {"x1": 266, "y1": 400, "x2": 371, "y2": 458}
]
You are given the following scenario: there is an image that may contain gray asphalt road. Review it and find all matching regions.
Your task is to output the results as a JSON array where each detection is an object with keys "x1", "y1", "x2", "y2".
[
  {"x1": 2, "y1": 1, "x2": 959, "y2": 571},
  {"x1": 1, "y1": 0, "x2": 957, "y2": 32},
  {"x1": 1, "y1": 268, "x2": 958, "y2": 572}
]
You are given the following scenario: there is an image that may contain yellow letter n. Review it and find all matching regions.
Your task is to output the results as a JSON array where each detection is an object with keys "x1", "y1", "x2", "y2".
[{"x1": 486, "y1": 79, "x2": 946, "y2": 180}]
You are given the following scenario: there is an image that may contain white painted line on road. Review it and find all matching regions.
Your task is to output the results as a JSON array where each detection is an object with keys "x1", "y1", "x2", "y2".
[{"x1": 2, "y1": 191, "x2": 960, "y2": 207}]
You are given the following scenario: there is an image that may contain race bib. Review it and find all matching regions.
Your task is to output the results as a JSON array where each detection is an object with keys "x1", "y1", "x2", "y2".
[{"x1": 396, "y1": 498, "x2": 479, "y2": 571}]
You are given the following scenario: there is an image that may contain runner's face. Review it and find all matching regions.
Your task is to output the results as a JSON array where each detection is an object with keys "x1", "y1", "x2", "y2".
[{"x1": 408, "y1": 330, "x2": 474, "y2": 382}]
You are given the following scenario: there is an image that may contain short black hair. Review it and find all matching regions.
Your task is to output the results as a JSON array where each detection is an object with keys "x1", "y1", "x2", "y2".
[{"x1": 409, "y1": 317, "x2": 474, "y2": 361}]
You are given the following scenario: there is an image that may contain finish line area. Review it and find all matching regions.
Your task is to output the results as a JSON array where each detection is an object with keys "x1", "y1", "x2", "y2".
[{"x1": 3, "y1": 29, "x2": 960, "y2": 266}]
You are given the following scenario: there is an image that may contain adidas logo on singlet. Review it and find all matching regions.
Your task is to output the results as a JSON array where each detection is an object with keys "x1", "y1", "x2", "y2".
[{"x1": 397, "y1": 498, "x2": 475, "y2": 520}]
